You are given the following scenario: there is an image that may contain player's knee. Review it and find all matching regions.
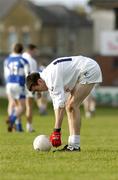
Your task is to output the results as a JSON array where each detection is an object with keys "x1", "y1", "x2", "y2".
[
  {"x1": 66, "y1": 101, "x2": 75, "y2": 112},
  {"x1": 66, "y1": 99, "x2": 80, "y2": 112},
  {"x1": 19, "y1": 105, "x2": 25, "y2": 114},
  {"x1": 26, "y1": 113, "x2": 32, "y2": 119}
]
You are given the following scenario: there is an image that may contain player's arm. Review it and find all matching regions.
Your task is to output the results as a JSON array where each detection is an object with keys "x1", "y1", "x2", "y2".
[
  {"x1": 49, "y1": 66, "x2": 66, "y2": 147},
  {"x1": 21, "y1": 57, "x2": 30, "y2": 77},
  {"x1": 4, "y1": 59, "x2": 10, "y2": 83},
  {"x1": 24, "y1": 61, "x2": 30, "y2": 77},
  {"x1": 50, "y1": 106, "x2": 65, "y2": 148},
  {"x1": 50, "y1": 80, "x2": 66, "y2": 129},
  {"x1": 54, "y1": 107, "x2": 65, "y2": 129}
]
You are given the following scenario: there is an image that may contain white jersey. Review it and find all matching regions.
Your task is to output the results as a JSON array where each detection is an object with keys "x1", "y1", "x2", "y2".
[
  {"x1": 22, "y1": 52, "x2": 38, "y2": 98},
  {"x1": 40, "y1": 56, "x2": 102, "y2": 109},
  {"x1": 22, "y1": 52, "x2": 38, "y2": 73}
]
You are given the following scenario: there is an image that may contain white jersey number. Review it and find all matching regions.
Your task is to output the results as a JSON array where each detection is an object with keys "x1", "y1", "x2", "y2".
[{"x1": 9, "y1": 62, "x2": 19, "y2": 75}]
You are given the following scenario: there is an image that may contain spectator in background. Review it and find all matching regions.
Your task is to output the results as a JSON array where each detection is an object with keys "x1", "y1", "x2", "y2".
[
  {"x1": 4, "y1": 43, "x2": 29, "y2": 132},
  {"x1": 22, "y1": 44, "x2": 38, "y2": 132}
]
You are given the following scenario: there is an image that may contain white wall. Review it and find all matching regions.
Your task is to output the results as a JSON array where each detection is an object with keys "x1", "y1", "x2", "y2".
[{"x1": 90, "y1": 9, "x2": 115, "y2": 53}]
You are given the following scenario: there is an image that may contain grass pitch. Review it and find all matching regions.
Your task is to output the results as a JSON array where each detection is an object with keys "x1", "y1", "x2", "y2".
[{"x1": 0, "y1": 98, "x2": 118, "y2": 180}]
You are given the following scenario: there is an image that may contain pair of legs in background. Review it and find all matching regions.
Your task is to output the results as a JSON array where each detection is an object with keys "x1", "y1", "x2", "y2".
[
  {"x1": 36, "y1": 92, "x2": 48, "y2": 115},
  {"x1": 6, "y1": 84, "x2": 35, "y2": 132},
  {"x1": 25, "y1": 95, "x2": 35, "y2": 132},
  {"x1": 7, "y1": 94, "x2": 25, "y2": 132},
  {"x1": 7, "y1": 95, "x2": 35, "y2": 132}
]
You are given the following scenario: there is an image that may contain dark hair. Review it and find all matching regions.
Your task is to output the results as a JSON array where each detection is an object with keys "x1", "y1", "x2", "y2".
[
  {"x1": 13, "y1": 43, "x2": 23, "y2": 53},
  {"x1": 27, "y1": 44, "x2": 37, "y2": 50},
  {"x1": 26, "y1": 72, "x2": 40, "y2": 91}
]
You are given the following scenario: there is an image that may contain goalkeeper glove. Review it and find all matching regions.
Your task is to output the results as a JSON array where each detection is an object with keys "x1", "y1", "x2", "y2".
[{"x1": 50, "y1": 129, "x2": 62, "y2": 147}]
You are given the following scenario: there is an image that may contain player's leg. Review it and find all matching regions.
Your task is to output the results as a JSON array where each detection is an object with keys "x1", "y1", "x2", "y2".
[
  {"x1": 65, "y1": 83, "x2": 95, "y2": 150},
  {"x1": 16, "y1": 98, "x2": 26, "y2": 116},
  {"x1": 89, "y1": 96, "x2": 96, "y2": 116},
  {"x1": 25, "y1": 97, "x2": 34, "y2": 132},
  {"x1": 15, "y1": 118, "x2": 23, "y2": 132},
  {"x1": 6, "y1": 94, "x2": 17, "y2": 132},
  {"x1": 7, "y1": 94, "x2": 15, "y2": 116},
  {"x1": 6, "y1": 84, "x2": 16, "y2": 119},
  {"x1": 83, "y1": 95, "x2": 92, "y2": 118},
  {"x1": 9, "y1": 86, "x2": 26, "y2": 131},
  {"x1": 9, "y1": 98, "x2": 25, "y2": 130},
  {"x1": 15, "y1": 100, "x2": 25, "y2": 132},
  {"x1": 5, "y1": 84, "x2": 17, "y2": 131},
  {"x1": 37, "y1": 92, "x2": 48, "y2": 115}
]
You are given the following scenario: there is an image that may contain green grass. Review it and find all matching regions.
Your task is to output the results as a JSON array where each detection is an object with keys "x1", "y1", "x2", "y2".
[{"x1": 0, "y1": 98, "x2": 118, "y2": 180}]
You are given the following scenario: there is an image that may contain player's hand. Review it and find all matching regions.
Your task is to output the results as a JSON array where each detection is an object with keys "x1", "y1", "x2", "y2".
[{"x1": 50, "y1": 131, "x2": 62, "y2": 147}]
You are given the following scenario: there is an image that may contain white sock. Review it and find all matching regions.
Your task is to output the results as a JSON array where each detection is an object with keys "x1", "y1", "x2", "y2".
[
  {"x1": 68, "y1": 135, "x2": 80, "y2": 148},
  {"x1": 85, "y1": 112, "x2": 91, "y2": 118},
  {"x1": 15, "y1": 119, "x2": 20, "y2": 125},
  {"x1": 90, "y1": 105, "x2": 96, "y2": 112},
  {"x1": 26, "y1": 123, "x2": 33, "y2": 131}
]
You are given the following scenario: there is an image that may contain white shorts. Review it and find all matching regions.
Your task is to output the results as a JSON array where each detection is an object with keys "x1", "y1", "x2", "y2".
[
  {"x1": 6, "y1": 83, "x2": 26, "y2": 100},
  {"x1": 79, "y1": 61, "x2": 102, "y2": 84}
]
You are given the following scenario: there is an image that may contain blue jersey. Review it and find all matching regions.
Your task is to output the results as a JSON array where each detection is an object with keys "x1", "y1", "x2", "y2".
[{"x1": 4, "y1": 53, "x2": 30, "y2": 87}]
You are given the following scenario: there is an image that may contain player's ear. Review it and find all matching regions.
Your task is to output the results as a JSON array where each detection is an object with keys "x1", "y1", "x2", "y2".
[{"x1": 37, "y1": 78, "x2": 43, "y2": 85}]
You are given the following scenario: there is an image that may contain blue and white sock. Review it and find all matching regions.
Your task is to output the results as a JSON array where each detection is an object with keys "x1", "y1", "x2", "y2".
[
  {"x1": 9, "y1": 112, "x2": 17, "y2": 126},
  {"x1": 15, "y1": 119, "x2": 23, "y2": 132}
]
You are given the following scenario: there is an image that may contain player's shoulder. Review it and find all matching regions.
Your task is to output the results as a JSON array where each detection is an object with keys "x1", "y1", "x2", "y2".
[
  {"x1": 4, "y1": 55, "x2": 10, "y2": 62},
  {"x1": 22, "y1": 52, "x2": 29, "y2": 58},
  {"x1": 20, "y1": 56, "x2": 29, "y2": 64},
  {"x1": 4, "y1": 54, "x2": 15, "y2": 64}
]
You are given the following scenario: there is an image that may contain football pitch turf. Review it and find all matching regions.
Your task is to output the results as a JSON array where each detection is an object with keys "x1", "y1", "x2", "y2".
[{"x1": 0, "y1": 98, "x2": 118, "y2": 180}]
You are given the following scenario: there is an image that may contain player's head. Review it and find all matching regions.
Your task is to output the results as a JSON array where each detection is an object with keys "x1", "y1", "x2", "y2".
[
  {"x1": 12, "y1": 43, "x2": 23, "y2": 54},
  {"x1": 26, "y1": 72, "x2": 48, "y2": 92},
  {"x1": 27, "y1": 44, "x2": 37, "y2": 50},
  {"x1": 26, "y1": 44, "x2": 37, "y2": 56}
]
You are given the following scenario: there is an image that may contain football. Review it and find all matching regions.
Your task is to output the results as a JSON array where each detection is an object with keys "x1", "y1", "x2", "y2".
[{"x1": 33, "y1": 135, "x2": 52, "y2": 151}]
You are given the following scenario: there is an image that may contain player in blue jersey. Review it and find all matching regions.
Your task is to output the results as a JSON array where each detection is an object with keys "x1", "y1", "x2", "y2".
[{"x1": 4, "y1": 43, "x2": 30, "y2": 132}]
